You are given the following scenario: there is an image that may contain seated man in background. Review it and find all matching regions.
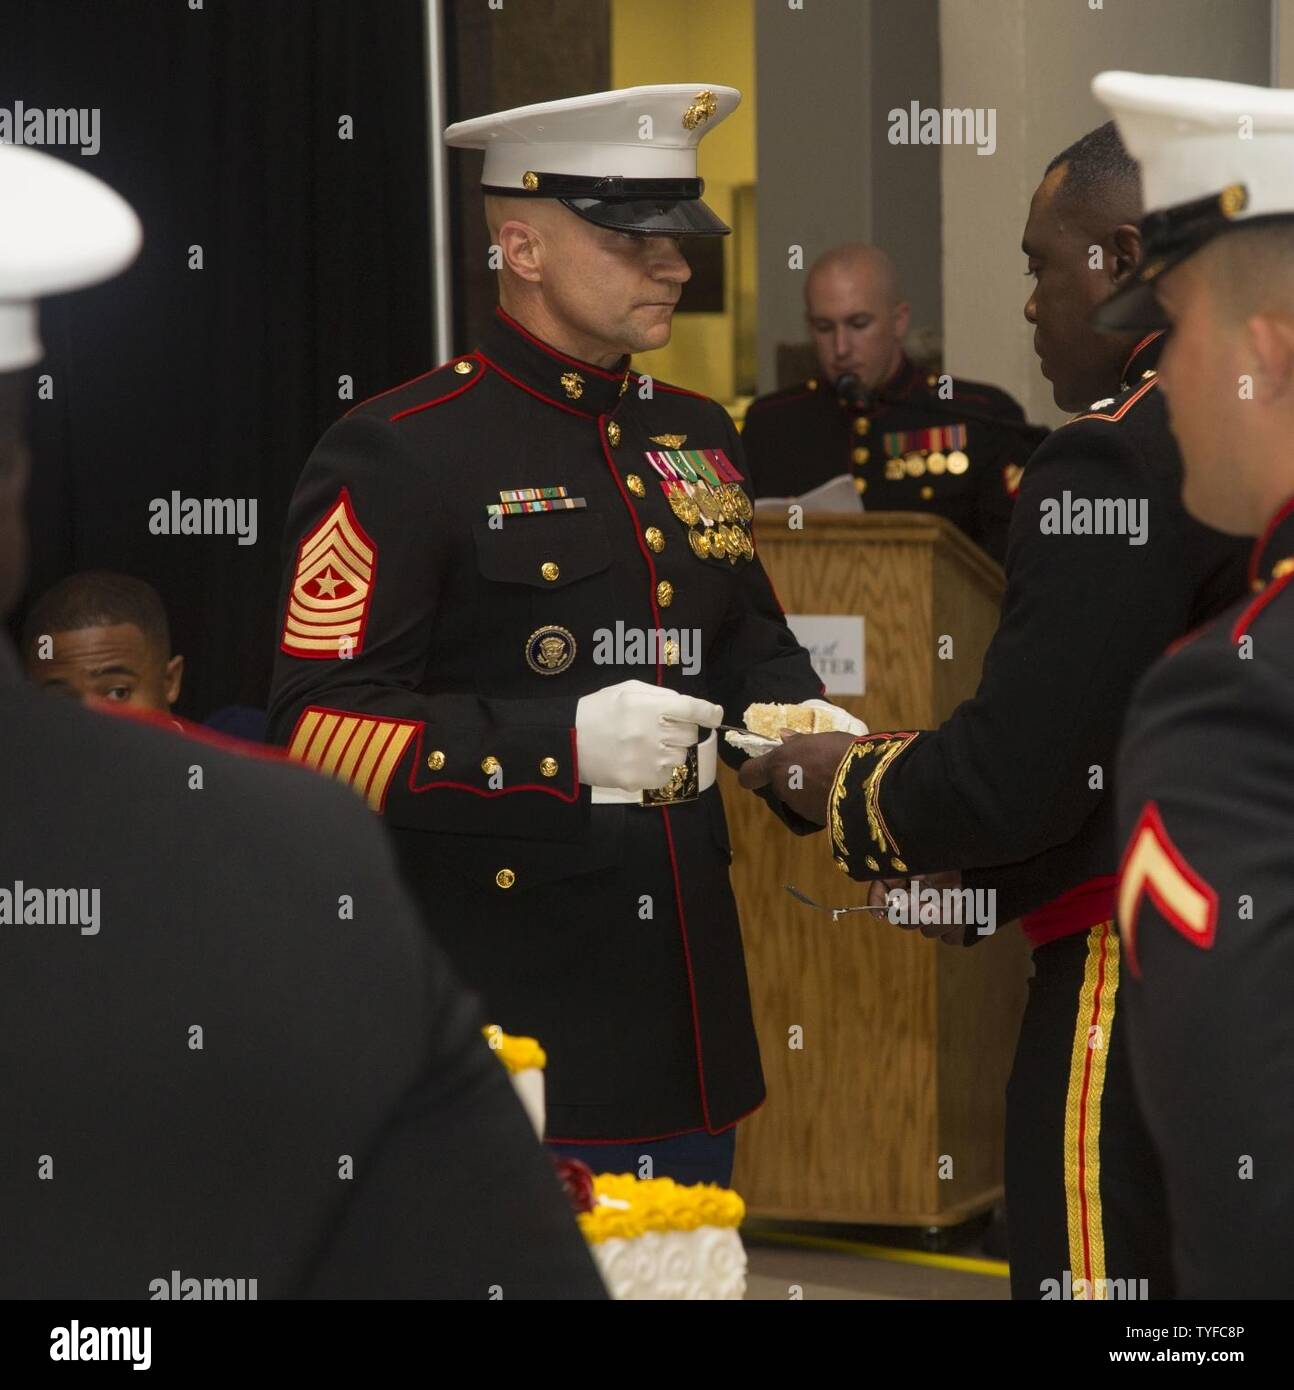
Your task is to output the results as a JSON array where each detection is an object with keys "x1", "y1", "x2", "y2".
[
  {"x1": 741, "y1": 242, "x2": 1047, "y2": 564},
  {"x1": 21, "y1": 570, "x2": 183, "y2": 714}
]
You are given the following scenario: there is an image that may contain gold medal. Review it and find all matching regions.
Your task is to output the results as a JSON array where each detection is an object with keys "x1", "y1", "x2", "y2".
[
  {"x1": 724, "y1": 524, "x2": 742, "y2": 563},
  {"x1": 904, "y1": 451, "x2": 926, "y2": 478},
  {"x1": 926, "y1": 451, "x2": 947, "y2": 475},
  {"x1": 669, "y1": 490, "x2": 701, "y2": 526},
  {"x1": 739, "y1": 527, "x2": 754, "y2": 561},
  {"x1": 885, "y1": 457, "x2": 904, "y2": 481},
  {"x1": 720, "y1": 486, "x2": 739, "y2": 523},
  {"x1": 947, "y1": 450, "x2": 969, "y2": 475},
  {"x1": 709, "y1": 526, "x2": 728, "y2": 559},
  {"x1": 688, "y1": 527, "x2": 710, "y2": 559},
  {"x1": 732, "y1": 487, "x2": 753, "y2": 521},
  {"x1": 694, "y1": 482, "x2": 722, "y2": 523}
]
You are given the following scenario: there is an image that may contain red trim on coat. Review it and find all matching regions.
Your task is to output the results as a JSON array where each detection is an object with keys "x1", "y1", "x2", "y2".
[
  {"x1": 345, "y1": 364, "x2": 443, "y2": 417},
  {"x1": 386, "y1": 355, "x2": 487, "y2": 422},
  {"x1": 1245, "y1": 493, "x2": 1294, "y2": 591},
  {"x1": 1163, "y1": 618, "x2": 1215, "y2": 660},
  {"x1": 1231, "y1": 568, "x2": 1294, "y2": 644},
  {"x1": 1021, "y1": 874, "x2": 1119, "y2": 949},
  {"x1": 98, "y1": 702, "x2": 290, "y2": 764},
  {"x1": 1064, "y1": 375, "x2": 1158, "y2": 425},
  {"x1": 652, "y1": 377, "x2": 712, "y2": 402},
  {"x1": 407, "y1": 725, "x2": 581, "y2": 803},
  {"x1": 478, "y1": 353, "x2": 599, "y2": 419},
  {"x1": 286, "y1": 706, "x2": 580, "y2": 806},
  {"x1": 1120, "y1": 330, "x2": 1165, "y2": 384},
  {"x1": 659, "y1": 805, "x2": 713, "y2": 1131},
  {"x1": 493, "y1": 305, "x2": 626, "y2": 381},
  {"x1": 1118, "y1": 800, "x2": 1219, "y2": 979}
]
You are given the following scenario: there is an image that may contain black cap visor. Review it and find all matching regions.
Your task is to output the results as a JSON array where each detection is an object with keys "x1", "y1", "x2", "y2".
[
  {"x1": 559, "y1": 195, "x2": 730, "y2": 237},
  {"x1": 1095, "y1": 183, "x2": 1265, "y2": 333}
]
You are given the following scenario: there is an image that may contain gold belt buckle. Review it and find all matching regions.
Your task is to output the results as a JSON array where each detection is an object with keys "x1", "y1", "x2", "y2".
[{"x1": 641, "y1": 743, "x2": 700, "y2": 806}]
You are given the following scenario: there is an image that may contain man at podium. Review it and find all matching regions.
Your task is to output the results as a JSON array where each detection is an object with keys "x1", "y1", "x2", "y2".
[{"x1": 740, "y1": 243, "x2": 1047, "y2": 564}]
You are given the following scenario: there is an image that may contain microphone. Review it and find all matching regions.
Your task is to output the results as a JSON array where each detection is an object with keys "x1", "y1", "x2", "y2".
[{"x1": 833, "y1": 372, "x2": 875, "y2": 412}]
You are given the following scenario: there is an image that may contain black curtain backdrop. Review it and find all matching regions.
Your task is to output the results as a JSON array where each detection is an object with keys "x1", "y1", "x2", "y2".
[{"x1": 0, "y1": 0, "x2": 432, "y2": 719}]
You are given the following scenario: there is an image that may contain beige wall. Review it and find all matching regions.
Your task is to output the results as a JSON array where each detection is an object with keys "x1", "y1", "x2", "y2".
[
  {"x1": 1279, "y1": 0, "x2": 1294, "y2": 81},
  {"x1": 611, "y1": 0, "x2": 755, "y2": 400},
  {"x1": 941, "y1": 0, "x2": 1273, "y2": 428}
]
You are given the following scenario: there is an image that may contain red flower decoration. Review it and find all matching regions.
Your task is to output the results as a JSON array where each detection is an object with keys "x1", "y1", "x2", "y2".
[{"x1": 553, "y1": 1157, "x2": 596, "y2": 1214}]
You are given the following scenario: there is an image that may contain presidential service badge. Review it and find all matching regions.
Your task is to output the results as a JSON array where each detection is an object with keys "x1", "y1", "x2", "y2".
[{"x1": 526, "y1": 625, "x2": 577, "y2": 676}]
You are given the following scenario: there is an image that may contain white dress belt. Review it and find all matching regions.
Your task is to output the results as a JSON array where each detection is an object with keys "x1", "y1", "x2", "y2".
[{"x1": 590, "y1": 730, "x2": 718, "y2": 804}]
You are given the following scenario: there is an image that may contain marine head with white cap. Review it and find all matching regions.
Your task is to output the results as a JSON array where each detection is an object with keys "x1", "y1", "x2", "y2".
[
  {"x1": 0, "y1": 143, "x2": 141, "y2": 618},
  {"x1": 444, "y1": 84, "x2": 738, "y2": 367},
  {"x1": 1093, "y1": 72, "x2": 1294, "y2": 535}
]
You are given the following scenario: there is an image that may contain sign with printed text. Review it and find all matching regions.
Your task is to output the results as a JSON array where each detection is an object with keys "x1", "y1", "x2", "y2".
[{"x1": 785, "y1": 614, "x2": 865, "y2": 696}]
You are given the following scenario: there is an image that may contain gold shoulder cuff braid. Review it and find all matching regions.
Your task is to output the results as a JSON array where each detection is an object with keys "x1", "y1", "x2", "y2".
[{"x1": 829, "y1": 733, "x2": 918, "y2": 873}]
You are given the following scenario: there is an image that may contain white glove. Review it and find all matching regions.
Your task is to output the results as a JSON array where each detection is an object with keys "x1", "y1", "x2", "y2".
[
  {"x1": 576, "y1": 680, "x2": 723, "y2": 791},
  {"x1": 804, "y1": 697, "x2": 869, "y2": 736}
]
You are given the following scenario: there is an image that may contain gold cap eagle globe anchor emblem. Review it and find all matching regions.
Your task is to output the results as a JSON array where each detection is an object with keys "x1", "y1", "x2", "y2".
[
  {"x1": 560, "y1": 371, "x2": 585, "y2": 401},
  {"x1": 682, "y1": 90, "x2": 718, "y2": 130}
]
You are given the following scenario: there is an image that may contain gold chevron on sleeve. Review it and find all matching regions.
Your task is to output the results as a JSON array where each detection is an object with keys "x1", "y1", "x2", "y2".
[
  {"x1": 280, "y1": 487, "x2": 377, "y2": 659},
  {"x1": 287, "y1": 706, "x2": 416, "y2": 812}
]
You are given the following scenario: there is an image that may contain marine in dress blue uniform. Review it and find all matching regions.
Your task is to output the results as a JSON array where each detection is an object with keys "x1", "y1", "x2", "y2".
[
  {"x1": 267, "y1": 86, "x2": 840, "y2": 1183},
  {"x1": 1097, "y1": 71, "x2": 1294, "y2": 1298}
]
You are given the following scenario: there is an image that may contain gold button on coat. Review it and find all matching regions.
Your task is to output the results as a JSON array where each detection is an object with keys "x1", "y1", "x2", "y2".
[
  {"x1": 607, "y1": 421, "x2": 622, "y2": 446},
  {"x1": 627, "y1": 473, "x2": 646, "y2": 497},
  {"x1": 920, "y1": 485, "x2": 934, "y2": 500},
  {"x1": 854, "y1": 417, "x2": 870, "y2": 435},
  {"x1": 854, "y1": 477, "x2": 867, "y2": 495},
  {"x1": 495, "y1": 868, "x2": 516, "y2": 889},
  {"x1": 540, "y1": 757, "x2": 559, "y2": 778},
  {"x1": 453, "y1": 360, "x2": 472, "y2": 375},
  {"x1": 541, "y1": 561, "x2": 560, "y2": 581},
  {"x1": 427, "y1": 750, "x2": 446, "y2": 771},
  {"x1": 645, "y1": 526, "x2": 665, "y2": 552},
  {"x1": 852, "y1": 446, "x2": 869, "y2": 465},
  {"x1": 656, "y1": 580, "x2": 674, "y2": 607},
  {"x1": 481, "y1": 756, "x2": 500, "y2": 775}
]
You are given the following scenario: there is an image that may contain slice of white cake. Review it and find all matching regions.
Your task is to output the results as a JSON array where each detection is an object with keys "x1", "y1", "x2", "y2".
[{"x1": 577, "y1": 1172, "x2": 747, "y2": 1300}]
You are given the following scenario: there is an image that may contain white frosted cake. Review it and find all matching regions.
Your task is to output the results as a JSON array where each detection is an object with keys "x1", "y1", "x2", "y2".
[
  {"x1": 486, "y1": 1027, "x2": 748, "y2": 1299},
  {"x1": 483, "y1": 1026, "x2": 547, "y2": 1137},
  {"x1": 575, "y1": 1172, "x2": 747, "y2": 1300}
]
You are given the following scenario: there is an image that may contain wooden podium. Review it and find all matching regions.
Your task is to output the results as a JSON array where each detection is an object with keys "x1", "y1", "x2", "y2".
[{"x1": 725, "y1": 511, "x2": 1031, "y2": 1227}]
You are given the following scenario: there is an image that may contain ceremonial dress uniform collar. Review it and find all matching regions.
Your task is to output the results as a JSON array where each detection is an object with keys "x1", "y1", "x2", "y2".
[
  {"x1": 1248, "y1": 495, "x2": 1294, "y2": 589},
  {"x1": 479, "y1": 306, "x2": 633, "y2": 417},
  {"x1": 882, "y1": 354, "x2": 924, "y2": 402},
  {"x1": 1118, "y1": 329, "x2": 1165, "y2": 391}
]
